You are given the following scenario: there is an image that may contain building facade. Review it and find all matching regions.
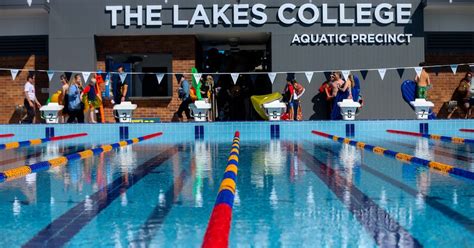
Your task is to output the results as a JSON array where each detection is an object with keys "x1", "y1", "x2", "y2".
[{"x1": 0, "y1": 0, "x2": 473, "y2": 123}]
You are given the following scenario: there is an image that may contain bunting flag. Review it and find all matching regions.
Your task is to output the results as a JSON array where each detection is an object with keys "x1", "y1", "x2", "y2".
[
  {"x1": 378, "y1": 69, "x2": 387, "y2": 80},
  {"x1": 450, "y1": 64, "x2": 458, "y2": 74},
  {"x1": 433, "y1": 66, "x2": 440, "y2": 76},
  {"x1": 119, "y1": 73, "x2": 128, "y2": 83},
  {"x1": 156, "y1": 73, "x2": 165, "y2": 85},
  {"x1": 47, "y1": 71, "x2": 55, "y2": 82},
  {"x1": 397, "y1": 68, "x2": 405, "y2": 78},
  {"x1": 82, "y1": 72, "x2": 91, "y2": 82},
  {"x1": 414, "y1": 67, "x2": 423, "y2": 77},
  {"x1": 212, "y1": 74, "x2": 220, "y2": 84},
  {"x1": 250, "y1": 74, "x2": 258, "y2": 84},
  {"x1": 174, "y1": 74, "x2": 183, "y2": 83},
  {"x1": 10, "y1": 69, "x2": 19, "y2": 81},
  {"x1": 360, "y1": 70, "x2": 369, "y2": 80},
  {"x1": 65, "y1": 72, "x2": 73, "y2": 81},
  {"x1": 268, "y1": 73, "x2": 277, "y2": 84},
  {"x1": 27, "y1": 0, "x2": 32, "y2": 7},
  {"x1": 305, "y1": 72, "x2": 314, "y2": 84},
  {"x1": 231, "y1": 73, "x2": 239, "y2": 85},
  {"x1": 193, "y1": 73, "x2": 202, "y2": 83},
  {"x1": 324, "y1": 72, "x2": 332, "y2": 81},
  {"x1": 341, "y1": 70, "x2": 350, "y2": 80}
]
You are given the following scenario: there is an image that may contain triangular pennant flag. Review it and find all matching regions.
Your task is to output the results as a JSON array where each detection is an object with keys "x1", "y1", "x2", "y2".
[
  {"x1": 47, "y1": 71, "x2": 54, "y2": 82},
  {"x1": 10, "y1": 69, "x2": 19, "y2": 81},
  {"x1": 250, "y1": 74, "x2": 258, "y2": 83},
  {"x1": 231, "y1": 73, "x2": 239, "y2": 85},
  {"x1": 119, "y1": 73, "x2": 127, "y2": 83},
  {"x1": 156, "y1": 73, "x2": 165, "y2": 85},
  {"x1": 433, "y1": 66, "x2": 440, "y2": 76},
  {"x1": 397, "y1": 68, "x2": 405, "y2": 78},
  {"x1": 65, "y1": 72, "x2": 73, "y2": 81},
  {"x1": 360, "y1": 70, "x2": 369, "y2": 80},
  {"x1": 175, "y1": 74, "x2": 183, "y2": 83},
  {"x1": 378, "y1": 69, "x2": 387, "y2": 80},
  {"x1": 82, "y1": 72, "x2": 91, "y2": 82},
  {"x1": 341, "y1": 70, "x2": 350, "y2": 80},
  {"x1": 27, "y1": 0, "x2": 32, "y2": 7},
  {"x1": 213, "y1": 74, "x2": 220, "y2": 84},
  {"x1": 324, "y1": 72, "x2": 332, "y2": 81},
  {"x1": 414, "y1": 67, "x2": 423, "y2": 77},
  {"x1": 450, "y1": 64, "x2": 458, "y2": 74},
  {"x1": 268, "y1": 73, "x2": 277, "y2": 84},
  {"x1": 305, "y1": 72, "x2": 314, "y2": 84},
  {"x1": 193, "y1": 73, "x2": 202, "y2": 83}
]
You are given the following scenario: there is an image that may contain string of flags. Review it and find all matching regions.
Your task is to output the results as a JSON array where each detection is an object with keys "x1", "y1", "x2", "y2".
[
  {"x1": 27, "y1": 0, "x2": 50, "y2": 7},
  {"x1": 1, "y1": 63, "x2": 472, "y2": 86}
]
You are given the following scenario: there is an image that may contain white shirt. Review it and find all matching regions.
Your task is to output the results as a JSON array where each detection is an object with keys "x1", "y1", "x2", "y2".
[{"x1": 24, "y1": 82, "x2": 36, "y2": 101}]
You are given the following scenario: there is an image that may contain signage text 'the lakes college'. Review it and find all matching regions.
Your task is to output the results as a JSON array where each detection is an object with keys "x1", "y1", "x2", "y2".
[
  {"x1": 105, "y1": 3, "x2": 413, "y2": 27},
  {"x1": 105, "y1": 3, "x2": 415, "y2": 45}
]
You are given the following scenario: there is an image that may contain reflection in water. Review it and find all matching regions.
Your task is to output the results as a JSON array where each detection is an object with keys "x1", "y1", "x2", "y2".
[
  {"x1": 269, "y1": 185, "x2": 278, "y2": 209},
  {"x1": 338, "y1": 144, "x2": 361, "y2": 186},
  {"x1": 192, "y1": 141, "x2": 212, "y2": 207},
  {"x1": 264, "y1": 140, "x2": 286, "y2": 175},
  {"x1": 13, "y1": 197, "x2": 21, "y2": 216},
  {"x1": 415, "y1": 139, "x2": 434, "y2": 160}
]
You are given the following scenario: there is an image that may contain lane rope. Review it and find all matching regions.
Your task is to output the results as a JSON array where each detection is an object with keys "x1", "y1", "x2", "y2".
[
  {"x1": 202, "y1": 131, "x2": 240, "y2": 248},
  {"x1": 312, "y1": 130, "x2": 474, "y2": 181},
  {"x1": 387, "y1": 129, "x2": 474, "y2": 144},
  {"x1": 0, "y1": 132, "x2": 162, "y2": 183},
  {"x1": 0, "y1": 134, "x2": 14, "y2": 138},
  {"x1": 0, "y1": 133, "x2": 87, "y2": 151}
]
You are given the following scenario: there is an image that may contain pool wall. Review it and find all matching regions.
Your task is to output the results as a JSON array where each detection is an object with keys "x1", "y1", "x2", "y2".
[{"x1": 0, "y1": 120, "x2": 473, "y2": 144}]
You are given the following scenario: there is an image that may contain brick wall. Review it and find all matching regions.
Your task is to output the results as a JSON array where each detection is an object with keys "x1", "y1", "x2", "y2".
[
  {"x1": 95, "y1": 35, "x2": 196, "y2": 122},
  {"x1": 425, "y1": 51, "x2": 474, "y2": 118},
  {"x1": 0, "y1": 55, "x2": 48, "y2": 124}
]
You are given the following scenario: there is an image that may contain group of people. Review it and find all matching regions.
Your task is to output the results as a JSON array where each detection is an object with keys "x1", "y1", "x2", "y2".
[
  {"x1": 318, "y1": 71, "x2": 361, "y2": 120},
  {"x1": 21, "y1": 66, "x2": 128, "y2": 124}
]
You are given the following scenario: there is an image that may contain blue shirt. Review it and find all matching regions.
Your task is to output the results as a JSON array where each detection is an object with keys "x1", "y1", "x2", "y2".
[
  {"x1": 182, "y1": 80, "x2": 190, "y2": 99},
  {"x1": 68, "y1": 84, "x2": 81, "y2": 110}
]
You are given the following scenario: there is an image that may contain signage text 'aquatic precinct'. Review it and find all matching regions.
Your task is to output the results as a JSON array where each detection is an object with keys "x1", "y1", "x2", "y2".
[{"x1": 105, "y1": 3, "x2": 414, "y2": 45}]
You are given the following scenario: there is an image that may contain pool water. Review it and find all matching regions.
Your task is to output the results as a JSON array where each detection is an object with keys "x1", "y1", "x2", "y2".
[{"x1": 0, "y1": 131, "x2": 473, "y2": 247}]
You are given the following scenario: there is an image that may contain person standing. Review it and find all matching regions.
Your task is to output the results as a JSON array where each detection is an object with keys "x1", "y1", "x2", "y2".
[
  {"x1": 113, "y1": 66, "x2": 128, "y2": 105},
  {"x1": 67, "y1": 74, "x2": 85, "y2": 123},
  {"x1": 112, "y1": 66, "x2": 128, "y2": 122},
  {"x1": 59, "y1": 75, "x2": 70, "y2": 123},
  {"x1": 175, "y1": 74, "x2": 192, "y2": 121},
  {"x1": 415, "y1": 62, "x2": 431, "y2": 99},
  {"x1": 21, "y1": 73, "x2": 42, "y2": 124}
]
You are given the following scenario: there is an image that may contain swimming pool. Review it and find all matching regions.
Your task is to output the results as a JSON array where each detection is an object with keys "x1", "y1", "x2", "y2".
[{"x1": 0, "y1": 120, "x2": 473, "y2": 247}]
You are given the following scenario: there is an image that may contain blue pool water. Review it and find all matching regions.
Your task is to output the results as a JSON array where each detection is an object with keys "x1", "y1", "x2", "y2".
[{"x1": 0, "y1": 121, "x2": 474, "y2": 247}]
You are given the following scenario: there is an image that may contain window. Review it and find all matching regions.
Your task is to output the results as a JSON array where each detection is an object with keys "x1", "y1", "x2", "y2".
[{"x1": 105, "y1": 54, "x2": 173, "y2": 98}]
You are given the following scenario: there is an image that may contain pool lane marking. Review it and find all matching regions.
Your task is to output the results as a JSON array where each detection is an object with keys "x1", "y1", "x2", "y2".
[
  {"x1": 296, "y1": 145, "x2": 422, "y2": 247},
  {"x1": 387, "y1": 129, "x2": 474, "y2": 145},
  {"x1": 202, "y1": 131, "x2": 240, "y2": 248},
  {"x1": 0, "y1": 132, "x2": 87, "y2": 151},
  {"x1": 0, "y1": 133, "x2": 14, "y2": 138},
  {"x1": 311, "y1": 142, "x2": 474, "y2": 233},
  {"x1": 23, "y1": 146, "x2": 178, "y2": 248},
  {"x1": 130, "y1": 170, "x2": 188, "y2": 246},
  {"x1": 312, "y1": 130, "x2": 474, "y2": 181},
  {"x1": 460, "y1": 129, "x2": 474, "y2": 133},
  {"x1": 0, "y1": 132, "x2": 162, "y2": 183}
]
